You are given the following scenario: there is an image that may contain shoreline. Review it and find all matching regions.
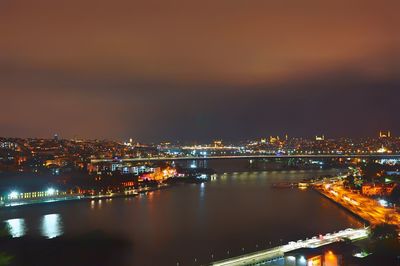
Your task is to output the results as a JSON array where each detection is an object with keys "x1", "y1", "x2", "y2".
[
  {"x1": 0, "y1": 184, "x2": 171, "y2": 209},
  {"x1": 312, "y1": 187, "x2": 371, "y2": 226},
  {"x1": 0, "y1": 168, "x2": 344, "y2": 209}
]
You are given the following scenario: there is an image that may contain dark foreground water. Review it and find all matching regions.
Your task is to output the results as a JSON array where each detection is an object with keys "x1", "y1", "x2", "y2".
[{"x1": 0, "y1": 169, "x2": 363, "y2": 266}]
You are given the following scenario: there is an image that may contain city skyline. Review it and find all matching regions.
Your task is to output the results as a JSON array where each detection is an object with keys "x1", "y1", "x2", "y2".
[
  {"x1": 0, "y1": 130, "x2": 396, "y2": 144},
  {"x1": 1, "y1": 0, "x2": 400, "y2": 141}
]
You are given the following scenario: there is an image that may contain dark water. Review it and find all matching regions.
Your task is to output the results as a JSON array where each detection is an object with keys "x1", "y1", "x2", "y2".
[{"x1": 0, "y1": 168, "x2": 363, "y2": 266}]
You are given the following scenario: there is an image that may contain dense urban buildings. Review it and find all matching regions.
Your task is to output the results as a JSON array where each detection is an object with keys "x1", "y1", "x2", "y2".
[
  {"x1": 1, "y1": 133, "x2": 400, "y2": 204},
  {"x1": 1, "y1": 133, "x2": 400, "y2": 265}
]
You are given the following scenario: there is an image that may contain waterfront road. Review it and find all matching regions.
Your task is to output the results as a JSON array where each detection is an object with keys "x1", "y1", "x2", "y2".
[
  {"x1": 210, "y1": 228, "x2": 368, "y2": 266},
  {"x1": 317, "y1": 184, "x2": 400, "y2": 226}
]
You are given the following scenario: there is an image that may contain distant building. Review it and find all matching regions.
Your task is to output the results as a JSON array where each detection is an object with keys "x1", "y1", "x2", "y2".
[
  {"x1": 315, "y1": 135, "x2": 325, "y2": 141},
  {"x1": 379, "y1": 130, "x2": 391, "y2": 138},
  {"x1": 213, "y1": 140, "x2": 223, "y2": 147},
  {"x1": 270, "y1": 136, "x2": 279, "y2": 143}
]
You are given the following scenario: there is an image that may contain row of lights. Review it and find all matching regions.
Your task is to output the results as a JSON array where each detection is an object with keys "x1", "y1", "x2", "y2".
[{"x1": 8, "y1": 188, "x2": 57, "y2": 200}]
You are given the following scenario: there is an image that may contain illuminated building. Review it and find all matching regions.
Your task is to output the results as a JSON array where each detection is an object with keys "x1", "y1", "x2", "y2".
[
  {"x1": 270, "y1": 136, "x2": 279, "y2": 143},
  {"x1": 315, "y1": 135, "x2": 325, "y2": 141},
  {"x1": 111, "y1": 163, "x2": 123, "y2": 172},
  {"x1": 376, "y1": 146, "x2": 389, "y2": 153},
  {"x1": 0, "y1": 187, "x2": 65, "y2": 205},
  {"x1": 139, "y1": 167, "x2": 176, "y2": 181},
  {"x1": 361, "y1": 183, "x2": 397, "y2": 196},
  {"x1": 213, "y1": 140, "x2": 223, "y2": 147},
  {"x1": 298, "y1": 182, "x2": 309, "y2": 189},
  {"x1": 284, "y1": 242, "x2": 348, "y2": 266},
  {"x1": 124, "y1": 138, "x2": 135, "y2": 146},
  {"x1": 379, "y1": 130, "x2": 391, "y2": 138}
]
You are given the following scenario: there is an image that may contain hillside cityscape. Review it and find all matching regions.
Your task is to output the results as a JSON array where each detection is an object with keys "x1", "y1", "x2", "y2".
[{"x1": 0, "y1": 132, "x2": 400, "y2": 265}]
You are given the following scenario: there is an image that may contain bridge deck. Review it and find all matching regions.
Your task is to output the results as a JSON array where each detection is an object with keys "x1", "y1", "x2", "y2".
[{"x1": 91, "y1": 154, "x2": 400, "y2": 163}]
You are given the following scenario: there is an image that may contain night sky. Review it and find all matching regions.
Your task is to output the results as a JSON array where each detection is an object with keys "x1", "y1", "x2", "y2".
[{"x1": 1, "y1": 0, "x2": 399, "y2": 142}]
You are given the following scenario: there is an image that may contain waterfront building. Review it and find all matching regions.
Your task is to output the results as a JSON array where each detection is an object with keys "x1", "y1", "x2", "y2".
[
  {"x1": 0, "y1": 188, "x2": 66, "y2": 206},
  {"x1": 284, "y1": 242, "x2": 354, "y2": 266}
]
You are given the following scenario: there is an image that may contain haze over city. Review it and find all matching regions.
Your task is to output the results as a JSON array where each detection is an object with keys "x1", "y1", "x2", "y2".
[{"x1": 1, "y1": 0, "x2": 400, "y2": 141}]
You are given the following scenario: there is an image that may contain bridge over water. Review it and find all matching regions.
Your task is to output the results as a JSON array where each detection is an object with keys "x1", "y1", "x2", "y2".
[{"x1": 91, "y1": 154, "x2": 400, "y2": 163}]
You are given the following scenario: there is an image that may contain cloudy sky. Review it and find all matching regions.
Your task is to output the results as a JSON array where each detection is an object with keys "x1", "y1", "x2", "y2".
[{"x1": 1, "y1": 0, "x2": 399, "y2": 141}]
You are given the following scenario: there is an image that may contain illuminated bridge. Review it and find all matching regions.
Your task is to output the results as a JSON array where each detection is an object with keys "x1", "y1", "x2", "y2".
[
  {"x1": 209, "y1": 228, "x2": 369, "y2": 266},
  {"x1": 90, "y1": 154, "x2": 400, "y2": 163}
]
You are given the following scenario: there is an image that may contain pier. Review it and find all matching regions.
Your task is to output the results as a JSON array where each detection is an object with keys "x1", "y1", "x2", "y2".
[{"x1": 209, "y1": 228, "x2": 368, "y2": 266}]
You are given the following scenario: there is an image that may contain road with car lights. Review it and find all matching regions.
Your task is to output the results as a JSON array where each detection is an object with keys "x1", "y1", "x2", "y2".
[{"x1": 316, "y1": 183, "x2": 400, "y2": 226}]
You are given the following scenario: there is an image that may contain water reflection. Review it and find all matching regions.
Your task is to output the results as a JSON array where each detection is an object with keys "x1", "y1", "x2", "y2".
[
  {"x1": 0, "y1": 169, "x2": 358, "y2": 266},
  {"x1": 41, "y1": 214, "x2": 63, "y2": 239},
  {"x1": 5, "y1": 218, "x2": 26, "y2": 238},
  {"x1": 199, "y1": 182, "x2": 205, "y2": 199}
]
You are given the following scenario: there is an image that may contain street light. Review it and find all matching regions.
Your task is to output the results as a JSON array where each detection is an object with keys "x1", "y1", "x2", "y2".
[
  {"x1": 46, "y1": 188, "x2": 56, "y2": 196},
  {"x1": 9, "y1": 191, "x2": 18, "y2": 200}
]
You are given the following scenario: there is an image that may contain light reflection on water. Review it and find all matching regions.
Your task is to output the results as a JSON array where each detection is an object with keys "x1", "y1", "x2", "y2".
[
  {"x1": 4, "y1": 214, "x2": 64, "y2": 239},
  {"x1": 0, "y1": 169, "x2": 360, "y2": 265},
  {"x1": 5, "y1": 218, "x2": 26, "y2": 238},
  {"x1": 41, "y1": 214, "x2": 63, "y2": 239},
  {"x1": 199, "y1": 182, "x2": 206, "y2": 199}
]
